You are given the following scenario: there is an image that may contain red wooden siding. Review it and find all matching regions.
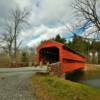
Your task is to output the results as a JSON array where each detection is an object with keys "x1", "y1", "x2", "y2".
[
  {"x1": 62, "y1": 50, "x2": 85, "y2": 62},
  {"x1": 36, "y1": 41, "x2": 86, "y2": 73}
]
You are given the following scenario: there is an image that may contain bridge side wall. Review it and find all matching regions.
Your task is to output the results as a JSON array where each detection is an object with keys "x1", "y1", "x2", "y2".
[
  {"x1": 61, "y1": 49, "x2": 85, "y2": 73},
  {"x1": 62, "y1": 62, "x2": 85, "y2": 73}
]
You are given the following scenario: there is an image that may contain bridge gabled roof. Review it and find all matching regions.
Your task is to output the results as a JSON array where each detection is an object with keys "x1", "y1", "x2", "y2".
[
  {"x1": 37, "y1": 40, "x2": 63, "y2": 50},
  {"x1": 37, "y1": 40, "x2": 85, "y2": 58}
]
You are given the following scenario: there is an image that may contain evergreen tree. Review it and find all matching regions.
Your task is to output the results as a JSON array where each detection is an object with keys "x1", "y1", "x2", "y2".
[
  {"x1": 53, "y1": 34, "x2": 66, "y2": 44},
  {"x1": 67, "y1": 36, "x2": 90, "y2": 55}
]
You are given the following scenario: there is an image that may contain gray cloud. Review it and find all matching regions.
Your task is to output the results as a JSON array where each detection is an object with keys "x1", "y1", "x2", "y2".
[
  {"x1": 0, "y1": 0, "x2": 83, "y2": 47},
  {"x1": 0, "y1": 0, "x2": 74, "y2": 29}
]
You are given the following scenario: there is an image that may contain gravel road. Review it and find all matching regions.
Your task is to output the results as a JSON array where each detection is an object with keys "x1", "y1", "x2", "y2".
[{"x1": 0, "y1": 71, "x2": 35, "y2": 100}]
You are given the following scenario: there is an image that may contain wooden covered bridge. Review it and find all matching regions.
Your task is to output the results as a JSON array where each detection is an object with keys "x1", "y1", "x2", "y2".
[{"x1": 36, "y1": 41, "x2": 86, "y2": 76}]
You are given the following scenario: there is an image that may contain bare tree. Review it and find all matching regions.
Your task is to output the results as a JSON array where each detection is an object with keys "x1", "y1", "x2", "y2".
[
  {"x1": 73, "y1": 0, "x2": 100, "y2": 36},
  {"x1": 0, "y1": 22, "x2": 14, "y2": 55},
  {"x1": 58, "y1": 19, "x2": 95, "y2": 41},
  {"x1": 10, "y1": 7, "x2": 30, "y2": 60},
  {"x1": 0, "y1": 6, "x2": 31, "y2": 65}
]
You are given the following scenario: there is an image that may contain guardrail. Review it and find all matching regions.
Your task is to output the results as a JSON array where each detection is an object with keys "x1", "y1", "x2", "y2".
[{"x1": 0, "y1": 66, "x2": 48, "y2": 73}]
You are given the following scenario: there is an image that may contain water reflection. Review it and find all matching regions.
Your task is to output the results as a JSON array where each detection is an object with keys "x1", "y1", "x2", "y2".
[
  {"x1": 65, "y1": 69, "x2": 100, "y2": 88},
  {"x1": 80, "y1": 79, "x2": 100, "y2": 88},
  {"x1": 79, "y1": 71, "x2": 100, "y2": 88}
]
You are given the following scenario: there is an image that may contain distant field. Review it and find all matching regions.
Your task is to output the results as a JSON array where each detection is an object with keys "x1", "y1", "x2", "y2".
[
  {"x1": 85, "y1": 64, "x2": 100, "y2": 71},
  {"x1": 32, "y1": 75, "x2": 100, "y2": 100}
]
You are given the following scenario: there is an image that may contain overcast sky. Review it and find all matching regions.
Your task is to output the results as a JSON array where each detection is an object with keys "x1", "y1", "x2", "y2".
[{"x1": 0, "y1": 0, "x2": 95, "y2": 47}]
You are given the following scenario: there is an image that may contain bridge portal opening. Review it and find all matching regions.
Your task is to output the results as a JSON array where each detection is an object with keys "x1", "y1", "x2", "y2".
[{"x1": 39, "y1": 47, "x2": 59, "y2": 64}]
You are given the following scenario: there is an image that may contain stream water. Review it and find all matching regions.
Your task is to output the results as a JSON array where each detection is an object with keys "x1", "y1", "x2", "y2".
[
  {"x1": 79, "y1": 71, "x2": 100, "y2": 88},
  {"x1": 65, "y1": 70, "x2": 100, "y2": 88}
]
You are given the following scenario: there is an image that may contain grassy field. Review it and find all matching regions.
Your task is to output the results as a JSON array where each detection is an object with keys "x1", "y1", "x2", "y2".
[{"x1": 32, "y1": 75, "x2": 100, "y2": 100}]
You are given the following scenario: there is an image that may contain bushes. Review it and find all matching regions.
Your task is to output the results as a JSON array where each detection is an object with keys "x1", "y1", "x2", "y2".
[
  {"x1": 21, "y1": 51, "x2": 29, "y2": 63},
  {"x1": 0, "y1": 48, "x2": 36, "y2": 67},
  {"x1": 0, "y1": 55, "x2": 10, "y2": 67}
]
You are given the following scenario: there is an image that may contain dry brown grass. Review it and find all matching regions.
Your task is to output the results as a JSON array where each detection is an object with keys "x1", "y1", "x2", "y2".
[{"x1": 85, "y1": 64, "x2": 100, "y2": 71}]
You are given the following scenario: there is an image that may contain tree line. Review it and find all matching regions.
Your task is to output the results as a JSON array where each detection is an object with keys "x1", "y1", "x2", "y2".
[{"x1": 52, "y1": 34, "x2": 100, "y2": 64}]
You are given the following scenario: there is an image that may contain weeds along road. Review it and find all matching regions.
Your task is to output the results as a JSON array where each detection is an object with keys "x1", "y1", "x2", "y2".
[{"x1": 0, "y1": 68, "x2": 36, "y2": 100}]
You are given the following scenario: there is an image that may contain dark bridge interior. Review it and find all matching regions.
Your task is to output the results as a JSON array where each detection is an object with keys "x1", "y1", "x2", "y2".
[{"x1": 39, "y1": 47, "x2": 59, "y2": 64}]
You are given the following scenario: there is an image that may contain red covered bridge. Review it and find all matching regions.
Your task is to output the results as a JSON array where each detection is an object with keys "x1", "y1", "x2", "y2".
[{"x1": 36, "y1": 41, "x2": 86, "y2": 76}]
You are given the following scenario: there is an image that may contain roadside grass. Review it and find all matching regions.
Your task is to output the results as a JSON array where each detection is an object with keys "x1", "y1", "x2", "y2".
[{"x1": 32, "y1": 75, "x2": 100, "y2": 100}]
